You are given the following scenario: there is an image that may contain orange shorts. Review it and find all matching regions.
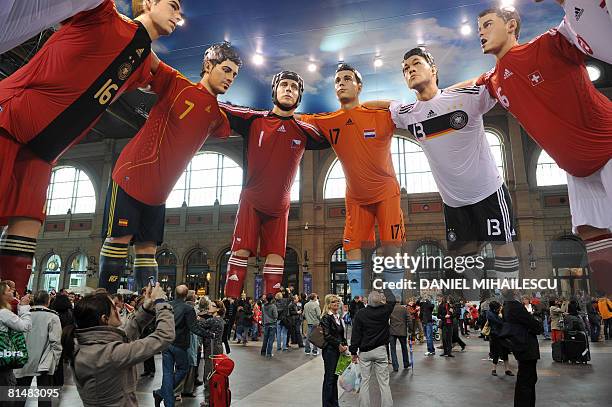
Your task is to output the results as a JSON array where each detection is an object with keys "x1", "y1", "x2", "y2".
[
  {"x1": 0, "y1": 135, "x2": 51, "y2": 225},
  {"x1": 343, "y1": 194, "x2": 406, "y2": 251}
]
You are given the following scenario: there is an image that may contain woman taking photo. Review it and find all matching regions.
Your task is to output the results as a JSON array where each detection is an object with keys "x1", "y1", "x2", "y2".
[
  {"x1": 486, "y1": 301, "x2": 514, "y2": 377},
  {"x1": 0, "y1": 281, "x2": 31, "y2": 388},
  {"x1": 320, "y1": 294, "x2": 348, "y2": 407},
  {"x1": 62, "y1": 283, "x2": 174, "y2": 407}
]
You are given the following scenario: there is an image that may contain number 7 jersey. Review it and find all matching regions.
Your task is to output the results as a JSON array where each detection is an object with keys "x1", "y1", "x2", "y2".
[
  {"x1": 300, "y1": 106, "x2": 399, "y2": 205},
  {"x1": 112, "y1": 62, "x2": 230, "y2": 206}
]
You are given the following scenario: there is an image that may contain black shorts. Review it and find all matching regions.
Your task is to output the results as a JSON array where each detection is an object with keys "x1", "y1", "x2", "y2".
[
  {"x1": 101, "y1": 181, "x2": 165, "y2": 244},
  {"x1": 444, "y1": 184, "x2": 516, "y2": 252}
]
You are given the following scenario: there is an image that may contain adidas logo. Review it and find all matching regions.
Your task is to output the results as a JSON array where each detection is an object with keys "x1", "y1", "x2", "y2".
[
  {"x1": 426, "y1": 110, "x2": 436, "y2": 118},
  {"x1": 136, "y1": 48, "x2": 144, "y2": 58},
  {"x1": 273, "y1": 283, "x2": 281, "y2": 289},
  {"x1": 503, "y1": 68, "x2": 513, "y2": 79},
  {"x1": 345, "y1": 118, "x2": 354, "y2": 125},
  {"x1": 228, "y1": 274, "x2": 239, "y2": 281},
  {"x1": 278, "y1": 125, "x2": 286, "y2": 133},
  {"x1": 574, "y1": 7, "x2": 584, "y2": 21}
]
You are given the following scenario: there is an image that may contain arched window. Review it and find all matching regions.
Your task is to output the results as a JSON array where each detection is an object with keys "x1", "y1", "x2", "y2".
[
  {"x1": 283, "y1": 248, "x2": 300, "y2": 293},
  {"x1": 323, "y1": 136, "x2": 438, "y2": 199},
  {"x1": 43, "y1": 254, "x2": 62, "y2": 292},
  {"x1": 186, "y1": 248, "x2": 210, "y2": 295},
  {"x1": 552, "y1": 236, "x2": 590, "y2": 297},
  {"x1": 485, "y1": 130, "x2": 505, "y2": 179},
  {"x1": 536, "y1": 150, "x2": 567, "y2": 186},
  {"x1": 330, "y1": 246, "x2": 349, "y2": 303},
  {"x1": 290, "y1": 166, "x2": 300, "y2": 202},
  {"x1": 27, "y1": 258, "x2": 36, "y2": 292},
  {"x1": 67, "y1": 253, "x2": 88, "y2": 290},
  {"x1": 166, "y1": 152, "x2": 242, "y2": 208},
  {"x1": 392, "y1": 136, "x2": 437, "y2": 194},
  {"x1": 217, "y1": 249, "x2": 231, "y2": 299},
  {"x1": 46, "y1": 166, "x2": 96, "y2": 215},
  {"x1": 156, "y1": 249, "x2": 178, "y2": 294},
  {"x1": 414, "y1": 242, "x2": 445, "y2": 284}
]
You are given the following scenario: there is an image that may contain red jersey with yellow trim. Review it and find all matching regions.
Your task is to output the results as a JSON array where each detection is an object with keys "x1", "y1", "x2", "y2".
[
  {"x1": 477, "y1": 27, "x2": 612, "y2": 177},
  {"x1": 301, "y1": 106, "x2": 399, "y2": 205},
  {"x1": 0, "y1": 0, "x2": 152, "y2": 163},
  {"x1": 221, "y1": 103, "x2": 328, "y2": 216},
  {"x1": 112, "y1": 62, "x2": 230, "y2": 206}
]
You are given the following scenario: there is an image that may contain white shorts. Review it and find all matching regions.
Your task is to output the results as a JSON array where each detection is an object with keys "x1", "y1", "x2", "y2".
[
  {"x1": 567, "y1": 159, "x2": 612, "y2": 233},
  {"x1": 560, "y1": 0, "x2": 612, "y2": 65}
]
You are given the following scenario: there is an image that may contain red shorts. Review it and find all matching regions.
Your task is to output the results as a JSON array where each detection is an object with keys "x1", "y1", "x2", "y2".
[
  {"x1": 343, "y1": 194, "x2": 406, "y2": 251},
  {"x1": 231, "y1": 198, "x2": 288, "y2": 258},
  {"x1": 0, "y1": 134, "x2": 52, "y2": 225}
]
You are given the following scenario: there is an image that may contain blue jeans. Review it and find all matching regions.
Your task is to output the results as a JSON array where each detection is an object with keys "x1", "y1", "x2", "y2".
[
  {"x1": 261, "y1": 324, "x2": 276, "y2": 356},
  {"x1": 543, "y1": 315, "x2": 551, "y2": 339},
  {"x1": 389, "y1": 335, "x2": 409, "y2": 370},
  {"x1": 156, "y1": 344, "x2": 189, "y2": 407},
  {"x1": 251, "y1": 322, "x2": 259, "y2": 339},
  {"x1": 276, "y1": 321, "x2": 288, "y2": 351},
  {"x1": 304, "y1": 324, "x2": 319, "y2": 354},
  {"x1": 425, "y1": 322, "x2": 435, "y2": 353}
]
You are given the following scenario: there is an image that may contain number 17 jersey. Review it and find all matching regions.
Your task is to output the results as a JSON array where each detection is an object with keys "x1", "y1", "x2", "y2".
[{"x1": 301, "y1": 106, "x2": 399, "y2": 205}]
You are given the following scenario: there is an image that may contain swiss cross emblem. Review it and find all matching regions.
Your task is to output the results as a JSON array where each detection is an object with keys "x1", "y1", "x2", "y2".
[{"x1": 528, "y1": 71, "x2": 544, "y2": 86}]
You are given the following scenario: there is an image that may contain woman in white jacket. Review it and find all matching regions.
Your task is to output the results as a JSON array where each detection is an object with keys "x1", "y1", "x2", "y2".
[
  {"x1": 14, "y1": 290, "x2": 62, "y2": 407},
  {"x1": 0, "y1": 281, "x2": 32, "y2": 387}
]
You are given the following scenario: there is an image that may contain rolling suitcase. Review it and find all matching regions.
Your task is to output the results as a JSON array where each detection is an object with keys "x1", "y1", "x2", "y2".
[
  {"x1": 551, "y1": 341, "x2": 564, "y2": 363},
  {"x1": 563, "y1": 330, "x2": 590, "y2": 364}
]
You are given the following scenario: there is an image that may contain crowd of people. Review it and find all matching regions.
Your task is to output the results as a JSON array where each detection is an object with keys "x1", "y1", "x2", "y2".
[{"x1": 2, "y1": 277, "x2": 611, "y2": 407}]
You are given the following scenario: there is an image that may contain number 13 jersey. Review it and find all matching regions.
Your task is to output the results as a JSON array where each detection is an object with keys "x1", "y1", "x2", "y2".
[{"x1": 389, "y1": 86, "x2": 502, "y2": 208}]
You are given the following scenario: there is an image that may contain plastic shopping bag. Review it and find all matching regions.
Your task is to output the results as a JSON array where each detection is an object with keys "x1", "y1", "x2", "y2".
[
  {"x1": 335, "y1": 354, "x2": 352, "y2": 375},
  {"x1": 339, "y1": 363, "x2": 361, "y2": 393}
]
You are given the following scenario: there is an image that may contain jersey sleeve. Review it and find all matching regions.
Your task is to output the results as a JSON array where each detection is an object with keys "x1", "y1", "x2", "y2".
[
  {"x1": 210, "y1": 110, "x2": 232, "y2": 140},
  {"x1": 0, "y1": 0, "x2": 105, "y2": 54},
  {"x1": 295, "y1": 119, "x2": 331, "y2": 150},
  {"x1": 377, "y1": 109, "x2": 396, "y2": 140},
  {"x1": 148, "y1": 61, "x2": 176, "y2": 96},
  {"x1": 389, "y1": 100, "x2": 409, "y2": 129},
  {"x1": 69, "y1": 0, "x2": 114, "y2": 26},
  {"x1": 219, "y1": 103, "x2": 267, "y2": 139},
  {"x1": 476, "y1": 71, "x2": 496, "y2": 99},
  {"x1": 476, "y1": 85, "x2": 497, "y2": 115},
  {"x1": 544, "y1": 25, "x2": 585, "y2": 65}
]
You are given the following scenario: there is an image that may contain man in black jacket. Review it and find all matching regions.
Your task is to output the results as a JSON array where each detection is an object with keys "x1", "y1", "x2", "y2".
[
  {"x1": 502, "y1": 289, "x2": 542, "y2": 407},
  {"x1": 154, "y1": 285, "x2": 212, "y2": 407},
  {"x1": 419, "y1": 297, "x2": 436, "y2": 356},
  {"x1": 350, "y1": 289, "x2": 396, "y2": 407}
]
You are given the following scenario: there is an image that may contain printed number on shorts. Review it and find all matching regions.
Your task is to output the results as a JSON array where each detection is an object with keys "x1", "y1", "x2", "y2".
[
  {"x1": 329, "y1": 128, "x2": 341, "y2": 145},
  {"x1": 179, "y1": 100, "x2": 195, "y2": 119},
  {"x1": 487, "y1": 219, "x2": 502, "y2": 236},
  {"x1": 411, "y1": 122, "x2": 426, "y2": 139},
  {"x1": 496, "y1": 87, "x2": 510, "y2": 109},
  {"x1": 94, "y1": 79, "x2": 119, "y2": 105}
]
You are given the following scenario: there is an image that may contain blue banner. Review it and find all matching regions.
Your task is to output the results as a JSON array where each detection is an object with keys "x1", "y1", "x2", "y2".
[
  {"x1": 254, "y1": 274, "x2": 263, "y2": 299},
  {"x1": 303, "y1": 272, "x2": 312, "y2": 295}
]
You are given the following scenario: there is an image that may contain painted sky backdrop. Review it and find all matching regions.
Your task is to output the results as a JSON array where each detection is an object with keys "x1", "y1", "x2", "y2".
[{"x1": 116, "y1": 0, "x2": 564, "y2": 113}]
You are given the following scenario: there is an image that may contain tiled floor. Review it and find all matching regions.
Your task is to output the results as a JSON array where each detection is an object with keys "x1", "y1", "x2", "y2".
[{"x1": 24, "y1": 336, "x2": 612, "y2": 406}]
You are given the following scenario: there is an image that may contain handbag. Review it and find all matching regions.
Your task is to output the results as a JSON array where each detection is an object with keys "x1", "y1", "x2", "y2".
[
  {"x1": 0, "y1": 328, "x2": 28, "y2": 369},
  {"x1": 308, "y1": 324, "x2": 326, "y2": 349},
  {"x1": 481, "y1": 321, "x2": 491, "y2": 337}
]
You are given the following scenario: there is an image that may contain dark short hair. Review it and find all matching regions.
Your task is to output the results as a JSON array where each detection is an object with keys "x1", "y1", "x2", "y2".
[
  {"x1": 33, "y1": 290, "x2": 50, "y2": 306},
  {"x1": 335, "y1": 63, "x2": 363, "y2": 84},
  {"x1": 478, "y1": 7, "x2": 521, "y2": 40},
  {"x1": 266, "y1": 294, "x2": 275, "y2": 303},
  {"x1": 403, "y1": 47, "x2": 439, "y2": 86},
  {"x1": 200, "y1": 42, "x2": 242, "y2": 77}
]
